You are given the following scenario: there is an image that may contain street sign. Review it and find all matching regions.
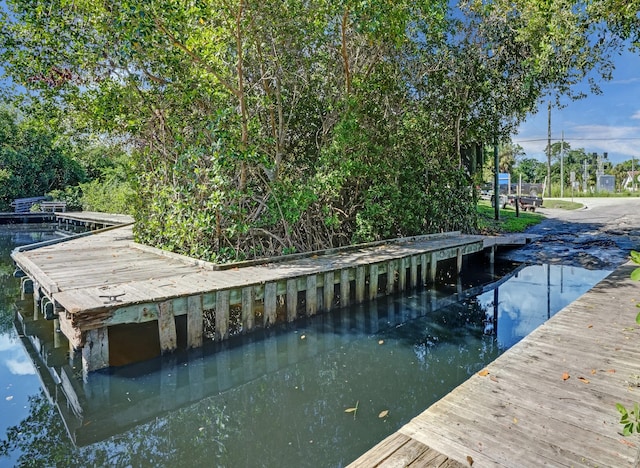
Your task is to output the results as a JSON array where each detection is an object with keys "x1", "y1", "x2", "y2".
[{"x1": 570, "y1": 171, "x2": 576, "y2": 183}]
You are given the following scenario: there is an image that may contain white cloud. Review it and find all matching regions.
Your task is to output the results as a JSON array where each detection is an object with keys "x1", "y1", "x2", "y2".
[
  {"x1": 6, "y1": 358, "x2": 35, "y2": 375},
  {"x1": 632, "y1": 111, "x2": 640, "y2": 120}
]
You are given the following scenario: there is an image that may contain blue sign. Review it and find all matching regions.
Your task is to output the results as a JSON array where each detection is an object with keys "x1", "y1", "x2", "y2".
[{"x1": 498, "y1": 173, "x2": 510, "y2": 185}]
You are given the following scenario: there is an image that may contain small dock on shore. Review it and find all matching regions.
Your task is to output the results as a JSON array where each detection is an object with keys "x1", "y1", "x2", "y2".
[
  {"x1": 13, "y1": 217, "x2": 511, "y2": 375},
  {"x1": 349, "y1": 261, "x2": 640, "y2": 467}
]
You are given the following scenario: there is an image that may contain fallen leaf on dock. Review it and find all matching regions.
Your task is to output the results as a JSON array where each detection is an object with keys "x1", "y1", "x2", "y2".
[
  {"x1": 578, "y1": 377, "x2": 590, "y2": 384},
  {"x1": 562, "y1": 372, "x2": 570, "y2": 381},
  {"x1": 490, "y1": 375, "x2": 499, "y2": 382},
  {"x1": 478, "y1": 369, "x2": 489, "y2": 377},
  {"x1": 378, "y1": 410, "x2": 389, "y2": 418},
  {"x1": 466, "y1": 455, "x2": 474, "y2": 466},
  {"x1": 620, "y1": 438, "x2": 636, "y2": 448}
]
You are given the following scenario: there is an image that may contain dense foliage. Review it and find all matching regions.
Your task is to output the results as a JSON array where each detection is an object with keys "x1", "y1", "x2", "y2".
[
  {"x1": 0, "y1": 0, "x2": 633, "y2": 261},
  {"x1": 0, "y1": 108, "x2": 85, "y2": 211}
]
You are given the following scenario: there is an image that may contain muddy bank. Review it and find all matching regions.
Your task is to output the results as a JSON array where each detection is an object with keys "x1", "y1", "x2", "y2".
[{"x1": 498, "y1": 198, "x2": 640, "y2": 269}]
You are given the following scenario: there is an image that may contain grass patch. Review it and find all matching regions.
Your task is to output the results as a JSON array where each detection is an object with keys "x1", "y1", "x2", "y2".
[
  {"x1": 543, "y1": 199, "x2": 583, "y2": 210},
  {"x1": 477, "y1": 200, "x2": 543, "y2": 234}
]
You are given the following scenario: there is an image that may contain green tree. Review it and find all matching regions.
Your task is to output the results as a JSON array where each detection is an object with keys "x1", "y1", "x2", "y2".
[
  {"x1": 513, "y1": 157, "x2": 546, "y2": 183},
  {"x1": 0, "y1": 107, "x2": 86, "y2": 210},
  {"x1": 1, "y1": 0, "x2": 629, "y2": 261}
]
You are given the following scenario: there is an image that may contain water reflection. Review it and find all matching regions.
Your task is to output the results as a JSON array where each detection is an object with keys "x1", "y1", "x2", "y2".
[
  {"x1": 0, "y1": 225, "x2": 612, "y2": 468},
  {"x1": 477, "y1": 264, "x2": 610, "y2": 348}
]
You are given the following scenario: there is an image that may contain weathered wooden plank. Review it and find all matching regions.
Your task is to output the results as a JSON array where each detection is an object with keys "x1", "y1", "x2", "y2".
[
  {"x1": 377, "y1": 438, "x2": 432, "y2": 467},
  {"x1": 456, "y1": 247, "x2": 463, "y2": 273},
  {"x1": 398, "y1": 257, "x2": 407, "y2": 291},
  {"x1": 81, "y1": 327, "x2": 109, "y2": 375},
  {"x1": 386, "y1": 259, "x2": 396, "y2": 294},
  {"x1": 323, "y1": 271, "x2": 335, "y2": 312},
  {"x1": 264, "y1": 282, "x2": 277, "y2": 326},
  {"x1": 340, "y1": 268, "x2": 350, "y2": 307},
  {"x1": 241, "y1": 286, "x2": 255, "y2": 331},
  {"x1": 158, "y1": 301, "x2": 177, "y2": 353},
  {"x1": 348, "y1": 433, "x2": 413, "y2": 467},
  {"x1": 420, "y1": 254, "x2": 427, "y2": 286},
  {"x1": 286, "y1": 278, "x2": 298, "y2": 322},
  {"x1": 410, "y1": 256, "x2": 418, "y2": 288},
  {"x1": 429, "y1": 252, "x2": 438, "y2": 282},
  {"x1": 407, "y1": 448, "x2": 454, "y2": 467},
  {"x1": 369, "y1": 263, "x2": 379, "y2": 301},
  {"x1": 215, "y1": 290, "x2": 230, "y2": 340},
  {"x1": 355, "y1": 266, "x2": 366, "y2": 303},
  {"x1": 306, "y1": 275, "x2": 318, "y2": 316},
  {"x1": 187, "y1": 295, "x2": 203, "y2": 348}
]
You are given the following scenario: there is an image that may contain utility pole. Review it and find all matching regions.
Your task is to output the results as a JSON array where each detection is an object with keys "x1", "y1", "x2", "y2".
[
  {"x1": 560, "y1": 131, "x2": 564, "y2": 198},
  {"x1": 546, "y1": 102, "x2": 552, "y2": 198},
  {"x1": 494, "y1": 138, "x2": 499, "y2": 220}
]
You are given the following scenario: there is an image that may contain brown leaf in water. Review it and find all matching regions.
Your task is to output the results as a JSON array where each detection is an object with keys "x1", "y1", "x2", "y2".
[
  {"x1": 378, "y1": 410, "x2": 389, "y2": 418},
  {"x1": 345, "y1": 407, "x2": 357, "y2": 413}
]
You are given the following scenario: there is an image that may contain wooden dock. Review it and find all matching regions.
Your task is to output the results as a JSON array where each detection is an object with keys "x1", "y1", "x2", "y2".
[
  {"x1": 12, "y1": 222, "x2": 491, "y2": 376},
  {"x1": 349, "y1": 261, "x2": 640, "y2": 467}
]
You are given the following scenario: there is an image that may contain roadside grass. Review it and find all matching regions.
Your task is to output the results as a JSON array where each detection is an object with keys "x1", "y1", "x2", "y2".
[
  {"x1": 543, "y1": 199, "x2": 583, "y2": 210},
  {"x1": 477, "y1": 200, "x2": 543, "y2": 234}
]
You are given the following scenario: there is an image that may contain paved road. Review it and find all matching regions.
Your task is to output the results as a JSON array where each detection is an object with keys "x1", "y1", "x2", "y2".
[{"x1": 502, "y1": 197, "x2": 640, "y2": 269}]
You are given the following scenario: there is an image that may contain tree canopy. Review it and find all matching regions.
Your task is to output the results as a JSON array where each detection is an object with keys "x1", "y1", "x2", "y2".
[{"x1": 0, "y1": 0, "x2": 634, "y2": 261}]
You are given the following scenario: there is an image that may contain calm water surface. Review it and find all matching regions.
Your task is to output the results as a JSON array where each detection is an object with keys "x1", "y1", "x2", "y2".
[{"x1": 0, "y1": 225, "x2": 611, "y2": 467}]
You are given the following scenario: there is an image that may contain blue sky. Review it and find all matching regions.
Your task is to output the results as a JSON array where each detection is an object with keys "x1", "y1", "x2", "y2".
[{"x1": 514, "y1": 48, "x2": 640, "y2": 166}]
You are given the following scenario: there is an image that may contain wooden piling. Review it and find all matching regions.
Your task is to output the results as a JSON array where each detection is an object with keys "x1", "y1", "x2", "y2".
[
  {"x1": 242, "y1": 286, "x2": 255, "y2": 331},
  {"x1": 387, "y1": 260, "x2": 396, "y2": 293},
  {"x1": 215, "y1": 290, "x2": 230, "y2": 340},
  {"x1": 323, "y1": 271, "x2": 335, "y2": 311},
  {"x1": 369, "y1": 264, "x2": 379, "y2": 301},
  {"x1": 355, "y1": 266, "x2": 366, "y2": 303},
  {"x1": 306, "y1": 275, "x2": 318, "y2": 315},
  {"x1": 264, "y1": 282, "x2": 277, "y2": 326},
  {"x1": 82, "y1": 327, "x2": 109, "y2": 377},
  {"x1": 340, "y1": 269, "x2": 350, "y2": 307},
  {"x1": 158, "y1": 301, "x2": 177, "y2": 353},
  {"x1": 187, "y1": 295, "x2": 203, "y2": 348},
  {"x1": 286, "y1": 279, "x2": 298, "y2": 321}
]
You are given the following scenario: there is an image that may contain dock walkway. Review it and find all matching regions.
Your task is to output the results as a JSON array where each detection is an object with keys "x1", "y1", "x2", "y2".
[
  {"x1": 349, "y1": 261, "x2": 640, "y2": 467},
  {"x1": 12, "y1": 222, "x2": 493, "y2": 375}
]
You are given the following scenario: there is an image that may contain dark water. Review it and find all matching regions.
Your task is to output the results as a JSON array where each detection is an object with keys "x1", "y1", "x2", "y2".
[{"x1": 0, "y1": 225, "x2": 611, "y2": 467}]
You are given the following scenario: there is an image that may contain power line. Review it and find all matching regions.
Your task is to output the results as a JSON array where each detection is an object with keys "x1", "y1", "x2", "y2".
[{"x1": 515, "y1": 137, "x2": 640, "y2": 143}]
